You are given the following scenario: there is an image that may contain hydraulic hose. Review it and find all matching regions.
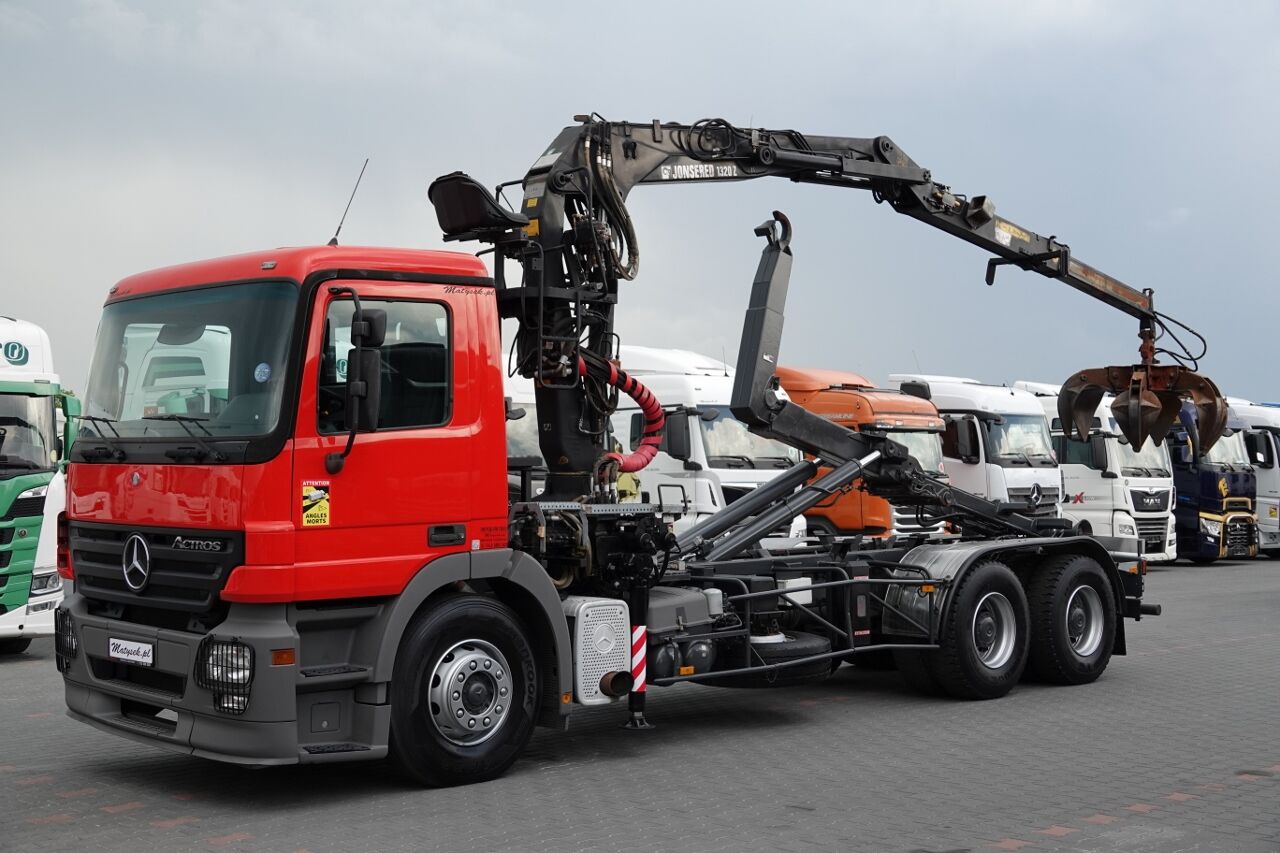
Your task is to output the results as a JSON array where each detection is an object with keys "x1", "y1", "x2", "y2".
[{"x1": 578, "y1": 353, "x2": 664, "y2": 474}]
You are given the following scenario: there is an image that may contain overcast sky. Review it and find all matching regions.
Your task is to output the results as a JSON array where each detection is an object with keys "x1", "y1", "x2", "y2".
[{"x1": 3, "y1": 1, "x2": 1277, "y2": 402}]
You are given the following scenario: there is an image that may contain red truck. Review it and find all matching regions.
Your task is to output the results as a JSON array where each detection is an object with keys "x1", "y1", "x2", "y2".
[{"x1": 57, "y1": 116, "x2": 1219, "y2": 787}]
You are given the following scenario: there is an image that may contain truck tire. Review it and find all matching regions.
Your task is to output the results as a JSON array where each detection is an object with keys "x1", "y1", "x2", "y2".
[
  {"x1": 1025, "y1": 554, "x2": 1116, "y2": 685},
  {"x1": 0, "y1": 638, "x2": 32, "y2": 655},
  {"x1": 389, "y1": 595, "x2": 540, "y2": 787},
  {"x1": 705, "y1": 631, "x2": 831, "y2": 688},
  {"x1": 893, "y1": 649, "x2": 944, "y2": 695},
  {"x1": 931, "y1": 560, "x2": 1029, "y2": 700}
]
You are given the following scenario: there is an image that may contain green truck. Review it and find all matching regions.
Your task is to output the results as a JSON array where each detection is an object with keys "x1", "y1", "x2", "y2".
[{"x1": 1, "y1": 317, "x2": 76, "y2": 654}]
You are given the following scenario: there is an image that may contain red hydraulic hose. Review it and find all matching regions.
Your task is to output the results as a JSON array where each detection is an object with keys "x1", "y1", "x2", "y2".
[{"x1": 578, "y1": 355, "x2": 664, "y2": 473}]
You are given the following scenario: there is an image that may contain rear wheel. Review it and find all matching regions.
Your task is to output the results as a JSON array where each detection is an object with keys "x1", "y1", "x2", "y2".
[
  {"x1": 1026, "y1": 554, "x2": 1116, "y2": 684},
  {"x1": 389, "y1": 595, "x2": 539, "y2": 787},
  {"x1": 0, "y1": 638, "x2": 32, "y2": 655},
  {"x1": 931, "y1": 560, "x2": 1029, "y2": 699}
]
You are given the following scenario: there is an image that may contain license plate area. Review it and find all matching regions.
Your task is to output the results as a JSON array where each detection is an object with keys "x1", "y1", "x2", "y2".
[{"x1": 108, "y1": 637, "x2": 155, "y2": 668}]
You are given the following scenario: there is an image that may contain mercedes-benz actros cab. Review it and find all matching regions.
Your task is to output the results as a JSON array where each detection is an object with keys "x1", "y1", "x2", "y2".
[
  {"x1": 1, "y1": 317, "x2": 75, "y2": 654},
  {"x1": 1016, "y1": 381, "x2": 1176, "y2": 561},
  {"x1": 891, "y1": 375, "x2": 1060, "y2": 519}
]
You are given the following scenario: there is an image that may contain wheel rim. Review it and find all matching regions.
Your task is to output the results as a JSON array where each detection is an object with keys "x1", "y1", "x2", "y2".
[
  {"x1": 426, "y1": 639, "x2": 512, "y2": 746},
  {"x1": 971, "y1": 591, "x2": 1017, "y2": 670},
  {"x1": 1064, "y1": 584, "x2": 1105, "y2": 659}
]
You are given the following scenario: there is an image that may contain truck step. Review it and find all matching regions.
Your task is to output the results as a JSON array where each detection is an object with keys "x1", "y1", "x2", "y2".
[
  {"x1": 303, "y1": 742, "x2": 371, "y2": 755},
  {"x1": 300, "y1": 664, "x2": 368, "y2": 678}
]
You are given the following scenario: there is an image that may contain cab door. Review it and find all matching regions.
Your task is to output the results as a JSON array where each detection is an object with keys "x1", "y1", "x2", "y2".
[{"x1": 290, "y1": 281, "x2": 504, "y2": 599}]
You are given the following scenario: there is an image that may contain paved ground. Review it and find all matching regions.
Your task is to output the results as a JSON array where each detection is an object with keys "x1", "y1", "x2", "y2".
[{"x1": 2, "y1": 559, "x2": 1278, "y2": 853}]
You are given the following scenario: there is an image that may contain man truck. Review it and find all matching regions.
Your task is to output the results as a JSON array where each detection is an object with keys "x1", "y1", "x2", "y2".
[
  {"x1": 58, "y1": 115, "x2": 1222, "y2": 786},
  {"x1": 890, "y1": 375, "x2": 1061, "y2": 519},
  {"x1": 774, "y1": 367, "x2": 948, "y2": 539},
  {"x1": 1015, "y1": 382, "x2": 1176, "y2": 561},
  {"x1": 1, "y1": 317, "x2": 75, "y2": 654}
]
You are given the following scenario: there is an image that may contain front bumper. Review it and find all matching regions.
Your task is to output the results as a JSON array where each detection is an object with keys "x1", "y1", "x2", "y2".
[
  {"x1": 0, "y1": 584, "x2": 62, "y2": 639},
  {"x1": 58, "y1": 593, "x2": 304, "y2": 765}
]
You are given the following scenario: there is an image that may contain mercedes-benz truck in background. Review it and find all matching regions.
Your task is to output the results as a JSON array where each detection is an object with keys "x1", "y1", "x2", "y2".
[
  {"x1": 774, "y1": 368, "x2": 948, "y2": 539},
  {"x1": 612, "y1": 347, "x2": 803, "y2": 536},
  {"x1": 1, "y1": 317, "x2": 75, "y2": 654},
  {"x1": 1015, "y1": 381, "x2": 1176, "y2": 561},
  {"x1": 1226, "y1": 397, "x2": 1280, "y2": 556},
  {"x1": 890, "y1": 375, "x2": 1060, "y2": 518},
  {"x1": 1170, "y1": 402, "x2": 1257, "y2": 562}
]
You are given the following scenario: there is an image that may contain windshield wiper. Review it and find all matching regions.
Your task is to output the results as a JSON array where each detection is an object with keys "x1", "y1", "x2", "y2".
[
  {"x1": 708, "y1": 454, "x2": 754, "y2": 469},
  {"x1": 75, "y1": 415, "x2": 127, "y2": 461},
  {"x1": 143, "y1": 415, "x2": 227, "y2": 462},
  {"x1": 1002, "y1": 451, "x2": 1032, "y2": 466},
  {"x1": 0, "y1": 456, "x2": 44, "y2": 470},
  {"x1": 753, "y1": 455, "x2": 795, "y2": 469}
]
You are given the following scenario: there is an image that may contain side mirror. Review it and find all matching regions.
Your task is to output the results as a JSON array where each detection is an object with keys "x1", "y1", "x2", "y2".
[
  {"x1": 900, "y1": 380, "x2": 931, "y2": 401},
  {"x1": 505, "y1": 397, "x2": 527, "y2": 421},
  {"x1": 662, "y1": 410, "x2": 692, "y2": 461},
  {"x1": 1089, "y1": 434, "x2": 1108, "y2": 471},
  {"x1": 61, "y1": 394, "x2": 81, "y2": 458},
  {"x1": 346, "y1": 346, "x2": 382, "y2": 432},
  {"x1": 953, "y1": 418, "x2": 979, "y2": 464},
  {"x1": 351, "y1": 308, "x2": 387, "y2": 349}
]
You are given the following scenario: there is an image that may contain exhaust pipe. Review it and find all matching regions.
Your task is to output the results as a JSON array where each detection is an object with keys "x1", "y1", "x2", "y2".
[{"x1": 599, "y1": 670, "x2": 633, "y2": 698}]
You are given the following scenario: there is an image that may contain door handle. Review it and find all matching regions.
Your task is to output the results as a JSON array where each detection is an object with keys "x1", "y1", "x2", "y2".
[{"x1": 428, "y1": 524, "x2": 466, "y2": 546}]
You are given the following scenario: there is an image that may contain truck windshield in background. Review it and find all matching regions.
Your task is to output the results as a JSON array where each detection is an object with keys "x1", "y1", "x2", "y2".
[
  {"x1": 0, "y1": 394, "x2": 57, "y2": 472},
  {"x1": 984, "y1": 415, "x2": 1055, "y2": 467},
  {"x1": 890, "y1": 430, "x2": 946, "y2": 476},
  {"x1": 699, "y1": 410, "x2": 803, "y2": 469},
  {"x1": 1114, "y1": 434, "x2": 1170, "y2": 476},
  {"x1": 82, "y1": 282, "x2": 297, "y2": 439},
  {"x1": 1206, "y1": 430, "x2": 1250, "y2": 467}
]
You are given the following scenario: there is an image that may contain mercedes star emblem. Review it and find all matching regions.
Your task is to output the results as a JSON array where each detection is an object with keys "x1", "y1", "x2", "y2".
[
  {"x1": 130, "y1": 472, "x2": 141, "y2": 486},
  {"x1": 122, "y1": 533, "x2": 151, "y2": 592},
  {"x1": 1028, "y1": 483, "x2": 1043, "y2": 507}
]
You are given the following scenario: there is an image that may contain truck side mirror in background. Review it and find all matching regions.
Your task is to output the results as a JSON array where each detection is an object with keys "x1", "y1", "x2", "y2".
[
  {"x1": 900, "y1": 380, "x2": 931, "y2": 401},
  {"x1": 1089, "y1": 433, "x2": 1112, "y2": 475},
  {"x1": 945, "y1": 416, "x2": 980, "y2": 464},
  {"x1": 60, "y1": 394, "x2": 81, "y2": 465},
  {"x1": 662, "y1": 409, "x2": 692, "y2": 462}
]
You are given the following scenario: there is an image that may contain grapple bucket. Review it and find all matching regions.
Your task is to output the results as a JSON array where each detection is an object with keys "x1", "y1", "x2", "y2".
[{"x1": 1059, "y1": 365, "x2": 1227, "y2": 453}]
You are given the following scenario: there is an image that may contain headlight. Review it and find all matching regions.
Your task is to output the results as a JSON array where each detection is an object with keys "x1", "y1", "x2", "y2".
[
  {"x1": 1117, "y1": 523, "x2": 1136, "y2": 536},
  {"x1": 1200, "y1": 518, "x2": 1222, "y2": 538},
  {"x1": 195, "y1": 638, "x2": 254, "y2": 716},
  {"x1": 29, "y1": 571, "x2": 62, "y2": 596},
  {"x1": 17, "y1": 484, "x2": 48, "y2": 500}
]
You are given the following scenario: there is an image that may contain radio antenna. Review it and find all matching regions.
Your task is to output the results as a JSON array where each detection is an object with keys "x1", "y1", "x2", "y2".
[{"x1": 327, "y1": 158, "x2": 369, "y2": 247}]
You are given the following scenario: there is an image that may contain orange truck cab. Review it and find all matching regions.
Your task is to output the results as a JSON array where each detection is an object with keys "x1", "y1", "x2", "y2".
[{"x1": 775, "y1": 367, "x2": 947, "y2": 537}]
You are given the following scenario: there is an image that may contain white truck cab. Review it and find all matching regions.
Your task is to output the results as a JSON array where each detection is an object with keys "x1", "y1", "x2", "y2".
[
  {"x1": 1016, "y1": 381, "x2": 1177, "y2": 560},
  {"x1": 1226, "y1": 397, "x2": 1280, "y2": 555},
  {"x1": 613, "y1": 347, "x2": 804, "y2": 536},
  {"x1": 890, "y1": 374, "x2": 1060, "y2": 518}
]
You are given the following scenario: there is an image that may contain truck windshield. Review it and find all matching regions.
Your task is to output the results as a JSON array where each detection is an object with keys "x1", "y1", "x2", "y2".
[
  {"x1": 1114, "y1": 433, "x2": 1170, "y2": 477},
  {"x1": 984, "y1": 415, "x2": 1055, "y2": 467},
  {"x1": 889, "y1": 430, "x2": 946, "y2": 477},
  {"x1": 1205, "y1": 430, "x2": 1250, "y2": 466},
  {"x1": 0, "y1": 394, "x2": 56, "y2": 473},
  {"x1": 699, "y1": 410, "x2": 803, "y2": 469},
  {"x1": 82, "y1": 282, "x2": 297, "y2": 439}
]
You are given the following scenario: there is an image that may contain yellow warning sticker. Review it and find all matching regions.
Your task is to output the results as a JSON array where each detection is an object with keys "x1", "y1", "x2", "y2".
[
  {"x1": 1269, "y1": 506, "x2": 1278, "y2": 519},
  {"x1": 302, "y1": 480, "x2": 331, "y2": 527}
]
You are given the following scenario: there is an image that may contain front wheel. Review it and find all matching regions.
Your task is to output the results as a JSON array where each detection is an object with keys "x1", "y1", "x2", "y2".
[
  {"x1": 1026, "y1": 555, "x2": 1116, "y2": 684},
  {"x1": 389, "y1": 595, "x2": 540, "y2": 787},
  {"x1": 931, "y1": 560, "x2": 1029, "y2": 700}
]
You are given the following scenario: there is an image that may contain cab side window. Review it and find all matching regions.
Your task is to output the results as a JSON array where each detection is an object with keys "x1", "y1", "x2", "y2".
[
  {"x1": 1055, "y1": 435, "x2": 1098, "y2": 468},
  {"x1": 319, "y1": 299, "x2": 451, "y2": 433}
]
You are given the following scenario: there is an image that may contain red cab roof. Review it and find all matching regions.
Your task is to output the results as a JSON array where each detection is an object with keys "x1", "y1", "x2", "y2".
[{"x1": 106, "y1": 245, "x2": 490, "y2": 302}]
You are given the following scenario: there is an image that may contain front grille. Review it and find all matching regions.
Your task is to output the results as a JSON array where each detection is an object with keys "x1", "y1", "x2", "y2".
[
  {"x1": 1130, "y1": 489, "x2": 1171, "y2": 513},
  {"x1": 1007, "y1": 486, "x2": 1061, "y2": 517},
  {"x1": 1226, "y1": 516, "x2": 1255, "y2": 553},
  {"x1": 1, "y1": 496, "x2": 46, "y2": 521},
  {"x1": 1135, "y1": 518, "x2": 1168, "y2": 554},
  {"x1": 69, "y1": 521, "x2": 244, "y2": 622},
  {"x1": 0, "y1": 528, "x2": 13, "y2": 545},
  {"x1": 0, "y1": 551, "x2": 10, "y2": 569}
]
